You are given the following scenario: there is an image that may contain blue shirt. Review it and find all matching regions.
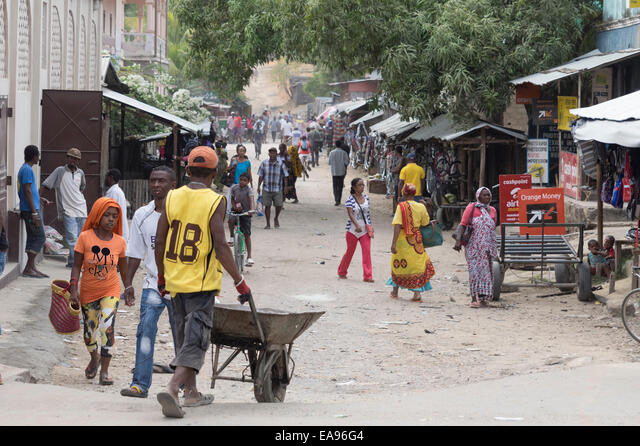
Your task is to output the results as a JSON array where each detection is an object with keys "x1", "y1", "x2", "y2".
[
  {"x1": 18, "y1": 163, "x2": 39, "y2": 212},
  {"x1": 233, "y1": 159, "x2": 251, "y2": 184}
]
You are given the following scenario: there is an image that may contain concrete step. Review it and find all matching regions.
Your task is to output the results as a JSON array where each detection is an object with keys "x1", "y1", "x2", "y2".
[{"x1": 0, "y1": 363, "x2": 33, "y2": 384}]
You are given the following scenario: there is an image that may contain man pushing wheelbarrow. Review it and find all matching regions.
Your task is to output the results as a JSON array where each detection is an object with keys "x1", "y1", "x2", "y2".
[{"x1": 154, "y1": 147, "x2": 254, "y2": 418}]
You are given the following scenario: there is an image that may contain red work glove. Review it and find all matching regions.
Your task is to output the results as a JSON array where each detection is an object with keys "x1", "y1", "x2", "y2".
[
  {"x1": 157, "y1": 274, "x2": 169, "y2": 297},
  {"x1": 235, "y1": 276, "x2": 252, "y2": 304}
]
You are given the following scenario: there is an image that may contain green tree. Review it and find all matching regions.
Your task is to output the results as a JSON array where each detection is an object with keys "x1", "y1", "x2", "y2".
[{"x1": 173, "y1": 0, "x2": 602, "y2": 122}]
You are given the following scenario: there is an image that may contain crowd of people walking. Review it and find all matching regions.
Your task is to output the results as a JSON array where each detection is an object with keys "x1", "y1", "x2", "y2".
[{"x1": 0, "y1": 102, "x2": 505, "y2": 415}]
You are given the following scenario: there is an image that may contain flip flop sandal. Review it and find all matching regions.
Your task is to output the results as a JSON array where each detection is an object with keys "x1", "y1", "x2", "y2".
[
  {"x1": 411, "y1": 297, "x2": 423, "y2": 303},
  {"x1": 99, "y1": 375, "x2": 114, "y2": 386},
  {"x1": 470, "y1": 301, "x2": 480, "y2": 308},
  {"x1": 389, "y1": 293, "x2": 398, "y2": 299},
  {"x1": 85, "y1": 363, "x2": 98, "y2": 379},
  {"x1": 21, "y1": 273, "x2": 44, "y2": 279},
  {"x1": 183, "y1": 393, "x2": 214, "y2": 407},
  {"x1": 157, "y1": 392, "x2": 185, "y2": 418},
  {"x1": 120, "y1": 386, "x2": 148, "y2": 398}
]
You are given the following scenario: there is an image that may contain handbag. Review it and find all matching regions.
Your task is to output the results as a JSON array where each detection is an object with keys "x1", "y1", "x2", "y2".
[
  {"x1": 355, "y1": 197, "x2": 374, "y2": 239},
  {"x1": 222, "y1": 159, "x2": 237, "y2": 187},
  {"x1": 421, "y1": 221, "x2": 443, "y2": 247},
  {"x1": 452, "y1": 206, "x2": 479, "y2": 246},
  {"x1": 49, "y1": 280, "x2": 81, "y2": 335}
]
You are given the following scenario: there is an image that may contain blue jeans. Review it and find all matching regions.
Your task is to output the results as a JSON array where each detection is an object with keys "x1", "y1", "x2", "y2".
[
  {"x1": 130, "y1": 289, "x2": 177, "y2": 393},
  {"x1": 0, "y1": 250, "x2": 6, "y2": 275},
  {"x1": 63, "y1": 216, "x2": 86, "y2": 266}
]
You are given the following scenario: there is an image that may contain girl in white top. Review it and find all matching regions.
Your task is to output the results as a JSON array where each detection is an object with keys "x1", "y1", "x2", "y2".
[{"x1": 337, "y1": 178, "x2": 374, "y2": 282}]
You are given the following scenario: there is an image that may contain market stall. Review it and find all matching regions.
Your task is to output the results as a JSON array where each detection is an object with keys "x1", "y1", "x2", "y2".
[{"x1": 571, "y1": 90, "x2": 640, "y2": 244}]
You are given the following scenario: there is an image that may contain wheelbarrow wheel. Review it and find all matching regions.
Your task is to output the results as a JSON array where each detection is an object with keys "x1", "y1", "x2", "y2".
[{"x1": 254, "y1": 349, "x2": 287, "y2": 403}]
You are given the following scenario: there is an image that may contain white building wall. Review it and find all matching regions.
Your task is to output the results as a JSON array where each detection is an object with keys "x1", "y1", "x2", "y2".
[{"x1": 0, "y1": 0, "x2": 103, "y2": 270}]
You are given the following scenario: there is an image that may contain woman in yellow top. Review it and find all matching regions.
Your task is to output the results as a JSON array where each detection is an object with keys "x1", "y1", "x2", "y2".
[
  {"x1": 285, "y1": 144, "x2": 309, "y2": 203},
  {"x1": 388, "y1": 183, "x2": 435, "y2": 302}
]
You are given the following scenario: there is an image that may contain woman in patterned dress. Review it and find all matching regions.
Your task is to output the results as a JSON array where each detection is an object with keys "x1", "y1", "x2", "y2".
[
  {"x1": 387, "y1": 183, "x2": 435, "y2": 302},
  {"x1": 453, "y1": 187, "x2": 498, "y2": 308}
]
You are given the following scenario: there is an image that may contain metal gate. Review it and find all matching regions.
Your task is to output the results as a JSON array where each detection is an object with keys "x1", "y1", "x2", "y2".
[{"x1": 40, "y1": 90, "x2": 103, "y2": 227}]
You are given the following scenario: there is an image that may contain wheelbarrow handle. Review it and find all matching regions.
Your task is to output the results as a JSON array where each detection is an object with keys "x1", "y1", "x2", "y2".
[{"x1": 245, "y1": 293, "x2": 266, "y2": 345}]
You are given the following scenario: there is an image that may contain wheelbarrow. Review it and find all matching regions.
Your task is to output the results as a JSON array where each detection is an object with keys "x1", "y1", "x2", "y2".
[{"x1": 210, "y1": 295, "x2": 324, "y2": 402}]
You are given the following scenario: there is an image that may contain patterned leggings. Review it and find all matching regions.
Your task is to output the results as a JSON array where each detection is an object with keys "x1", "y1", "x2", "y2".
[{"x1": 81, "y1": 296, "x2": 119, "y2": 358}]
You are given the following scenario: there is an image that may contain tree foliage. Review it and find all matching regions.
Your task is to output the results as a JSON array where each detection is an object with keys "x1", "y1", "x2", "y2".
[{"x1": 173, "y1": 0, "x2": 602, "y2": 122}]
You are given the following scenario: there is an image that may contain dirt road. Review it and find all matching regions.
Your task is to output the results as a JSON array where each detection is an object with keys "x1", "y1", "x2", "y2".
[{"x1": 3, "y1": 143, "x2": 640, "y2": 408}]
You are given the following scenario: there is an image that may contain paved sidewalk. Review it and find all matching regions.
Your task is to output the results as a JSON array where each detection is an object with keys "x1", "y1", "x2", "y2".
[{"x1": 2, "y1": 362, "x2": 640, "y2": 425}]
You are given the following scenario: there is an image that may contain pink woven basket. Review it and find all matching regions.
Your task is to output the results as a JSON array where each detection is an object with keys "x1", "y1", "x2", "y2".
[{"x1": 49, "y1": 280, "x2": 81, "y2": 335}]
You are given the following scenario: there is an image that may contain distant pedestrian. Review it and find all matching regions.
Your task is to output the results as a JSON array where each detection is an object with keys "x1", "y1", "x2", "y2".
[
  {"x1": 398, "y1": 153, "x2": 425, "y2": 201},
  {"x1": 257, "y1": 147, "x2": 289, "y2": 229},
  {"x1": 338, "y1": 178, "x2": 374, "y2": 282},
  {"x1": 291, "y1": 127, "x2": 302, "y2": 147},
  {"x1": 40, "y1": 147, "x2": 87, "y2": 268},
  {"x1": 309, "y1": 125, "x2": 324, "y2": 167},
  {"x1": 104, "y1": 168, "x2": 129, "y2": 241},
  {"x1": 299, "y1": 135, "x2": 311, "y2": 171},
  {"x1": 270, "y1": 116, "x2": 278, "y2": 143},
  {"x1": 120, "y1": 166, "x2": 177, "y2": 399},
  {"x1": 328, "y1": 139, "x2": 350, "y2": 206},
  {"x1": 281, "y1": 118, "x2": 293, "y2": 143},
  {"x1": 69, "y1": 197, "x2": 130, "y2": 386},
  {"x1": 286, "y1": 144, "x2": 309, "y2": 203},
  {"x1": 254, "y1": 116, "x2": 265, "y2": 159},
  {"x1": 17, "y1": 145, "x2": 49, "y2": 278}
]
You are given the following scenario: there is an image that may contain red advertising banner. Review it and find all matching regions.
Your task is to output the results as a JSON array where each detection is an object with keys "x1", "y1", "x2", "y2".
[
  {"x1": 499, "y1": 174, "x2": 532, "y2": 224},
  {"x1": 517, "y1": 188, "x2": 566, "y2": 235},
  {"x1": 560, "y1": 151, "x2": 580, "y2": 199}
]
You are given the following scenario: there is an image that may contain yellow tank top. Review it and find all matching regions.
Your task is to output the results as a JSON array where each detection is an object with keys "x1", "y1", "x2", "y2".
[{"x1": 164, "y1": 186, "x2": 224, "y2": 294}]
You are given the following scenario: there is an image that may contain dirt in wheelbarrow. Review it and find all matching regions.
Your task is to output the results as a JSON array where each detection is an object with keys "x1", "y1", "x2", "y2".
[{"x1": 41, "y1": 149, "x2": 640, "y2": 404}]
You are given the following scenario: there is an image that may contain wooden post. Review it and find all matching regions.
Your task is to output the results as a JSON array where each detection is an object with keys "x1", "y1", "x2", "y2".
[
  {"x1": 467, "y1": 149, "x2": 473, "y2": 200},
  {"x1": 597, "y1": 161, "x2": 603, "y2": 246},
  {"x1": 479, "y1": 127, "x2": 487, "y2": 188}
]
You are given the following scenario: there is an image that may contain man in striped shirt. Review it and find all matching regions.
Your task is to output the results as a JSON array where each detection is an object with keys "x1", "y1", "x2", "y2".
[{"x1": 257, "y1": 147, "x2": 289, "y2": 229}]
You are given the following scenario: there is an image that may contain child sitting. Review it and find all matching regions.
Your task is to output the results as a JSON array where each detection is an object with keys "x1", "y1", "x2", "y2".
[{"x1": 587, "y1": 239, "x2": 610, "y2": 277}]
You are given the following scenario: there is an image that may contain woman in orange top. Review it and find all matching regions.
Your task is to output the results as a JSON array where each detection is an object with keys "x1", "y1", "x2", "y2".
[{"x1": 69, "y1": 197, "x2": 132, "y2": 385}]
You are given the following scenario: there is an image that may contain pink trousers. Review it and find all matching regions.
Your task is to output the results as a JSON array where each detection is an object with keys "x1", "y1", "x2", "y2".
[{"x1": 338, "y1": 232, "x2": 372, "y2": 280}]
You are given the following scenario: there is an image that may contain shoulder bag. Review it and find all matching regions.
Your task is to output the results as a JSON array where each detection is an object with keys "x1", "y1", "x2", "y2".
[
  {"x1": 354, "y1": 197, "x2": 374, "y2": 239},
  {"x1": 452, "y1": 206, "x2": 478, "y2": 246}
]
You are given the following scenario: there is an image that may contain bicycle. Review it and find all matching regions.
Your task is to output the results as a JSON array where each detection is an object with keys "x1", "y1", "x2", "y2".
[
  {"x1": 622, "y1": 266, "x2": 640, "y2": 343},
  {"x1": 227, "y1": 211, "x2": 254, "y2": 273}
]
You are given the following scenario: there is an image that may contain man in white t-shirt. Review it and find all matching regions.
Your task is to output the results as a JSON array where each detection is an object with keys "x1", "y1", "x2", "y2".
[
  {"x1": 121, "y1": 166, "x2": 177, "y2": 398},
  {"x1": 104, "y1": 168, "x2": 129, "y2": 241},
  {"x1": 40, "y1": 147, "x2": 87, "y2": 267},
  {"x1": 280, "y1": 118, "x2": 293, "y2": 143}
]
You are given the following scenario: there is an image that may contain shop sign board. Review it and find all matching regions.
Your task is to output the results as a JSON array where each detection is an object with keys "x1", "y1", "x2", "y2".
[
  {"x1": 527, "y1": 139, "x2": 549, "y2": 184},
  {"x1": 516, "y1": 83, "x2": 541, "y2": 104},
  {"x1": 560, "y1": 151, "x2": 580, "y2": 199},
  {"x1": 517, "y1": 187, "x2": 566, "y2": 235},
  {"x1": 557, "y1": 96, "x2": 578, "y2": 131},
  {"x1": 631, "y1": 0, "x2": 640, "y2": 8},
  {"x1": 592, "y1": 68, "x2": 612, "y2": 105},
  {"x1": 532, "y1": 98, "x2": 557, "y2": 126},
  {"x1": 499, "y1": 174, "x2": 532, "y2": 224}
]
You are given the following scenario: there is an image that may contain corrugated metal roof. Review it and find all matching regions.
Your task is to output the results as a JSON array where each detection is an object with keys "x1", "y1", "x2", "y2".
[
  {"x1": 570, "y1": 90, "x2": 640, "y2": 121},
  {"x1": 369, "y1": 113, "x2": 419, "y2": 138},
  {"x1": 404, "y1": 115, "x2": 527, "y2": 142},
  {"x1": 103, "y1": 88, "x2": 201, "y2": 133},
  {"x1": 334, "y1": 100, "x2": 368, "y2": 114},
  {"x1": 349, "y1": 109, "x2": 384, "y2": 127},
  {"x1": 511, "y1": 48, "x2": 640, "y2": 86}
]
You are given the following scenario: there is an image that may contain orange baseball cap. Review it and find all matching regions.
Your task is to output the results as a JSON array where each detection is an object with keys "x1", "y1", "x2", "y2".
[{"x1": 188, "y1": 146, "x2": 218, "y2": 169}]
